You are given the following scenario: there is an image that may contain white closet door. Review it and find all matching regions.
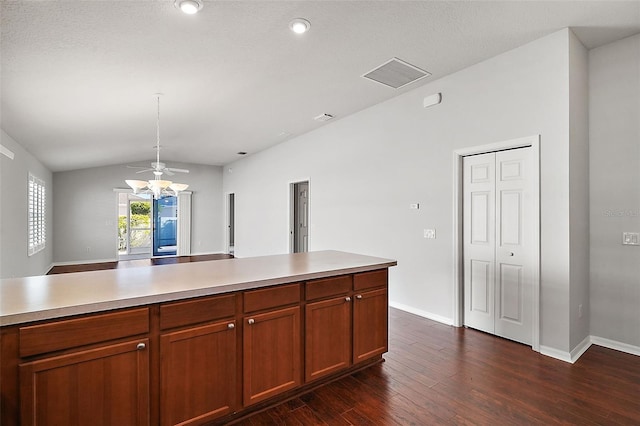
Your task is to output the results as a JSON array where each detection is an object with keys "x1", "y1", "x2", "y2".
[
  {"x1": 463, "y1": 147, "x2": 534, "y2": 345},
  {"x1": 463, "y1": 153, "x2": 496, "y2": 335},
  {"x1": 494, "y1": 148, "x2": 534, "y2": 344}
]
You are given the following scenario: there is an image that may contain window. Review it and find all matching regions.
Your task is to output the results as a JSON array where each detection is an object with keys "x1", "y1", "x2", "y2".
[{"x1": 28, "y1": 173, "x2": 46, "y2": 256}]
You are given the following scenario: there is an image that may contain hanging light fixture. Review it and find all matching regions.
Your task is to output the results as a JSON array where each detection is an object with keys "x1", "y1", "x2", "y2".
[{"x1": 126, "y1": 95, "x2": 189, "y2": 199}]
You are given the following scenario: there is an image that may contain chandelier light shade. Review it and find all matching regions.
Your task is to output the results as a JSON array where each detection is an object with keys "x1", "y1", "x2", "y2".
[{"x1": 126, "y1": 95, "x2": 189, "y2": 198}]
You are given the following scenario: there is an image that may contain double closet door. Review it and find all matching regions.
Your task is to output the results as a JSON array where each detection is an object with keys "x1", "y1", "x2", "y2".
[{"x1": 463, "y1": 147, "x2": 535, "y2": 345}]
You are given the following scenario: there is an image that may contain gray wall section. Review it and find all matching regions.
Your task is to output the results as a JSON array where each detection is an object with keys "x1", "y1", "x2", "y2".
[
  {"x1": 589, "y1": 34, "x2": 640, "y2": 347},
  {"x1": 568, "y1": 31, "x2": 591, "y2": 350},
  {"x1": 0, "y1": 130, "x2": 53, "y2": 278},
  {"x1": 52, "y1": 162, "x2": 224, "y2": 264},
  {"x1": 223, "y1": 29, "x2": 575, "y2": 353}
]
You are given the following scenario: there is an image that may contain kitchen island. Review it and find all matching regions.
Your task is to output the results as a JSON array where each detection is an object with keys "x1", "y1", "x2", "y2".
[{"x1": 1, "y1": 250, "x2": 396, "y2": 425}]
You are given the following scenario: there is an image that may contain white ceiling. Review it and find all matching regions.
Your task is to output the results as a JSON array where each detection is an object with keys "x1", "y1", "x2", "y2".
[{"x1": 2, "y1": 1, "x2": 639, "y2": 172}]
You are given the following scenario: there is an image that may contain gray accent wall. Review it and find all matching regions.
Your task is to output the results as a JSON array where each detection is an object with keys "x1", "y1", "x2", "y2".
[
  {"x1": 568, "y1": 31, "x2": 591, "y2": 350},
  {"x1": 589, "y1": 33, "x2": 640, "y2": 348},
  {"x1": 223, "y1": 29, "x2": 584, "y2": 354},
  {"x1": 0, "y1": 130, "x2": 53, "y2": 278},
  {"x1": 52, "y1": 162, "x2": 225, "y2": 264}
]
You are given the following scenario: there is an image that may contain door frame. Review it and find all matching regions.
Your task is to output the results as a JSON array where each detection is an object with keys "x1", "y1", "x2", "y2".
[
  {"x1": 289, "y1": 179, "x2": 310, "y2": 253},
  {"x1": 225, "y1": 192, "x2": 235, "y2": 255},
  {"x1": 452, "y1": 135, "x2": 540, "y2": 351}
]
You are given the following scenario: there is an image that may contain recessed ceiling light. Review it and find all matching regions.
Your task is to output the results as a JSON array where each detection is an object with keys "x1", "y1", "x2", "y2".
[
  {"x1": 289, "y1": 18, "x2": 310, "y2": 34},
  {"x1": 174, "y1": 0, "x2": 203, "y2": 15}
]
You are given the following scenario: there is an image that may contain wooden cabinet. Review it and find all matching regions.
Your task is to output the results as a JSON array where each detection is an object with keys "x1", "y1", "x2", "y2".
[
  {"x1": 353, "y1": 287, "x2": 388, "y2": 364},
  {"x1": 1, "y1": 265, "x2": 391, "y2": 426},
  {"x1": 304, "y1": 270, "x2": 388, "y2": 381},
  {"x1": 243, "y1": 305, "x2": 301, "y2": 406},
  {"x1": 353, "y1": 269, "x2": 389, "y2": 364},
  {"x1": 305, "y1": 295, "x2": 352, "y2": 382},
  {"x1": 19, "y1": 339, "x2": 150, "y2": 426},
  {"x1": 159, "y1": 294, "x2": 237, "y2": 426},
  {"x1": 160, "y1": 320, "x2": 236, "y2": 426}
]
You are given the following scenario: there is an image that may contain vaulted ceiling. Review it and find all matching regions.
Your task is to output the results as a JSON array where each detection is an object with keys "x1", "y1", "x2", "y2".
[{"x1": 2, "y1": 1, "x2": 639, "y2": 172}]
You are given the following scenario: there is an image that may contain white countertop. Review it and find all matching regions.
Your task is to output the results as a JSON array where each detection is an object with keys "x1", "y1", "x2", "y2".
[{"x1": 0, "y1": 251, "x2": 396, "y2": 326}]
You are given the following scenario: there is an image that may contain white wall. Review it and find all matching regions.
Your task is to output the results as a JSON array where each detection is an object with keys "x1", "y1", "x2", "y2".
[
  {"x1": 53, "y1": 162, "x2": 225, "y2": 264},
  {"x1": 224, "y1": 29, "x2": 577, "y2": 353},
  {"x1": 568, "y1": 31, "x2": 591, "y2": 349},
  {"x1": 589, "y1": 34, "x2": 640, "y2": 348},
  {"x1": 0, "y1": 130, "x2": 53, "y2": 278}
]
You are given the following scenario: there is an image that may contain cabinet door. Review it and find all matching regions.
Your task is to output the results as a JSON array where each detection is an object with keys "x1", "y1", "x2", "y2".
[
  {"x1": 353, "y1": 287, "x2": 388, "y2": 364},
  {"x1": 305, "y1": 296, "x2": 351, "y2": 382},
  {"x1": 20, "y1": 339, "x2": 149, "y2": 426},
  {"x1": 160, "y1": 320, "x2": 236, "y2": 426},
  {"x1": 243, "y1": 306, "x2": 301, "y2": 406}
]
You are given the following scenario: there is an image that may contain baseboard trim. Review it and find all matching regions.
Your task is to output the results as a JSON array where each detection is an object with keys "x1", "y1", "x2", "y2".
[
  {"x1": 570, "y1": 335, "x2": 592, "y2": 363},
  {"x1": 389, "y1": 301, "x2": 453, "y2": 326},
  {"x1": 51, "y1": 258, "x2": 118, "y2": 267},
  {"x1": 540, "y1": 345, "x2": 573, "y2": 363},
  {"x1": 591, "y1": 336, "x2": 640, "y2": 357}
]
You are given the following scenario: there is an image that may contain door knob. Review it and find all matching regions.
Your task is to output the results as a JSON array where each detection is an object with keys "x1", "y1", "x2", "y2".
[{"x1": 509, "y1": 252, "x2": 514, "y2": 256}]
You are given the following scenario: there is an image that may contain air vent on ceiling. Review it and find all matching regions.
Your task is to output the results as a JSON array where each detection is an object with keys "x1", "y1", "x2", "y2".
[{"x1": 362, "y1": 57, "x2": 431, "y2": 89}]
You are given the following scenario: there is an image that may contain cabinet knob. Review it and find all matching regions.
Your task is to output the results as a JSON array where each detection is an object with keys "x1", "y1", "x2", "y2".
[
  {"x1": 345, "y1": 297, "x2": 351, "y2": 302},
  {"x1": 247, "y1": 318, "x2": 255, "y2": 325},
  {"x1": 227, "y1": 323, "x2": 235, "y2": 329},
  {"x1": 136, "y1": 342, "x2": 146, "y2": 350},
  {"x1": 356, "y1": 294, "x2": 363, "y2": 300}
]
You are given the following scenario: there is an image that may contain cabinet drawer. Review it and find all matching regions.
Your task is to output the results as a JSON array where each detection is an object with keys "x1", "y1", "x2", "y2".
[
  {"x1": 353, "y1": 269, "x2": 388, "y2": 291},
  {"x1": 305, "y1": 275, "x2": 352, "y2": 301},
  {"x1": 19, "y1": 308, "x2": 149, "y2": 357},
  {"x1": 244, "y1": 283, "x2": 300, "y2": 313},
  {"x1": 160, "y1": 294, "x2": 236, "y2": 330}
]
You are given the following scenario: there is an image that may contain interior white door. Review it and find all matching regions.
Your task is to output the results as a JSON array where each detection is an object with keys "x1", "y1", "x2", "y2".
[{"x1": 463, "y1": 147, "x2": 534, "y2": 345}]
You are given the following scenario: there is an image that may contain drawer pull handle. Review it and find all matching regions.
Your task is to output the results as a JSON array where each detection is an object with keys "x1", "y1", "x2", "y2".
[
  {"x1": 345, "y1": 297, "x2": 351, "y2": 302},
  {"x1": 248, "y1": 319, "x2": 255, "y2": 325},
  {"x1": 136, "y1": 343, "x2": 146, "y2": 350},
  {"x1": 228, "y1": 323, "x2": 235, "y2": 329},
  {"x1": 356, "y1": 295, "x2": 363, "y2": 300}
]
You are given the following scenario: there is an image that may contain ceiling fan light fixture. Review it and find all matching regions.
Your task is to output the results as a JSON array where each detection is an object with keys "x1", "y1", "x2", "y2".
[
  {"x1": 175, "y1": 0, "x2": 203, "y2": 15},
  {"x1": 125, "y1": 180, "x2": 149, "y2": 194}
]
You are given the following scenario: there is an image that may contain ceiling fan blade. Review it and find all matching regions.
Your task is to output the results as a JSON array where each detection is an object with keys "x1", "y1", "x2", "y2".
[
  {"x1": 166, "y1": 168, "x2": 190, "y2": 173},
  {"x1": 164, "y1": 169, "x2": 175, "y2": 176},
  {"x1": 135, "y1": 168, "x2": 154, "y2": 174},
  {"x1": 127, "y1": 165, "x2": 150, "y2": 170}
]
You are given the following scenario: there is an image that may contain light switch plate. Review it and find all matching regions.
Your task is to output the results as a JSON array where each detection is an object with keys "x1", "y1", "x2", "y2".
[
  {"x1": 424, "y1": 229, "x2": 436, "y2": 239},
  {"x1": 622, "y1": 232, "x2": 639, "y2": 245},
  {"x1": 410, "y1": 203, "x2": 420, "y2": 209}
]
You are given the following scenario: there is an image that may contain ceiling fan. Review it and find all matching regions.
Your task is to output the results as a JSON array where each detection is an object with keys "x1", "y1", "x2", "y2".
[
  {"x1": 125, "y1": 94, "x2": 189, "y2": 198},
  {"x1": 126, "y1": 94, "x2": 189, "y2": 178},
  {"x1": 127, "y1": 159, "x2": 189, "y2": 177}
]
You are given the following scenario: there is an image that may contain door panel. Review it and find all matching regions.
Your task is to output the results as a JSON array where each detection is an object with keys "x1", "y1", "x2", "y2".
[
  {"x1": 494, "y1": 148, "x2": 533, "y2": 344},
  {"x1": 463, "y1": 153, "x2": 495, "y2": 334}
]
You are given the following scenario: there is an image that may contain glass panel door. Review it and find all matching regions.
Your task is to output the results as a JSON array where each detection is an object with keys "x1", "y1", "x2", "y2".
[
  {"x1": 153, "y1": 196, "x2": 177, "y2": 256},
  {"x1": 128, "y1": 195, "x2": 152, "y2": 255}
]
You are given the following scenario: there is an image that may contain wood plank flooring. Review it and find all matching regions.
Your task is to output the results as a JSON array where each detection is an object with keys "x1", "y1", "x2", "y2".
[
  {"x1": 234, "y1": 308, "x2": 640, "y2": 425},
  {"x1": 47, "y1": 253, "x2": 233, "y2": 274}
]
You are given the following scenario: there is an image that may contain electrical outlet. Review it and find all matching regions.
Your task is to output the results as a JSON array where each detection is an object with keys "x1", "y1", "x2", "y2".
[
  {"x1": 622, "y1": 232, "x2": 639, "y2": 245},
  {"x1": 424, "y1": 229, "x2": 436, "y2": 239},
  {"x1": 578, "y1": 304, "x2": 583, "y2": 319}
]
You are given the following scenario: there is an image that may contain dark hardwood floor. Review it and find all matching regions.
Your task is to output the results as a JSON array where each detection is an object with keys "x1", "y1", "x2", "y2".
[
  {"x1": 47, "y1": 253, "x2": 233, "y2": 274},
  {"x1": 234, "y1": 308, "x2": 640, "y2": 425}
]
